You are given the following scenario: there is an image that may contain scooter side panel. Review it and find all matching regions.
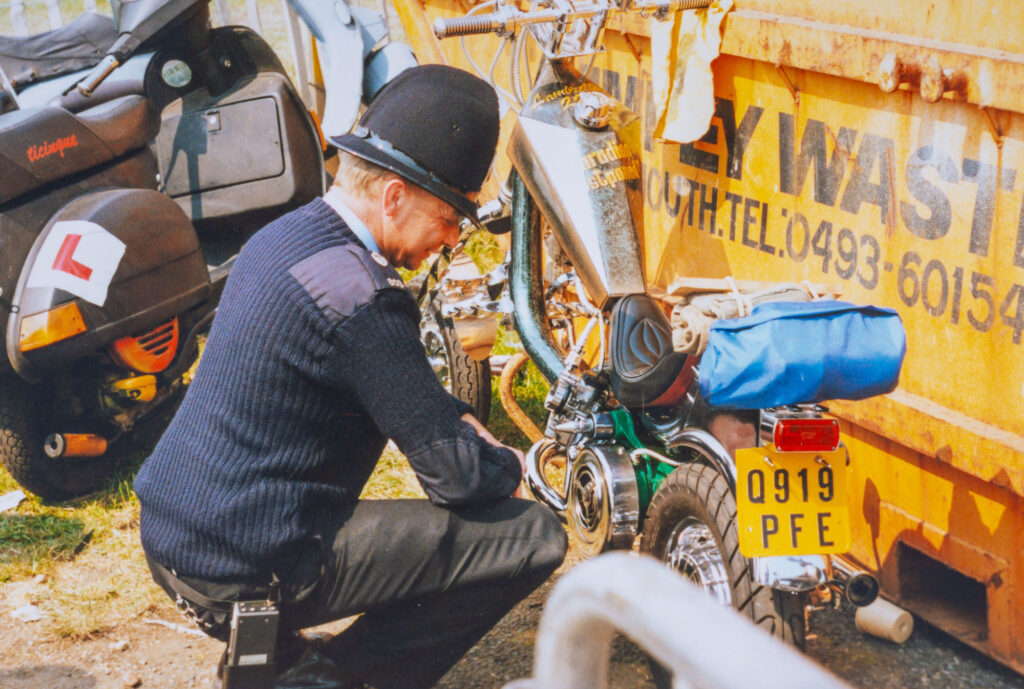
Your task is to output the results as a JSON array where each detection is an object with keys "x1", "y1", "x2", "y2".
[
  {"x1": 5, "y1": 187, "x2": 209, "y2": 382},
  {"x1": 151, "y1": 31, "x2": 324, "y2": 236},
  {"x1": 0, "y1": 148, "x2": 159, "y2": 332},
  {"x1": 0, "y1": 106, "x2": 121, "y2": 206}
]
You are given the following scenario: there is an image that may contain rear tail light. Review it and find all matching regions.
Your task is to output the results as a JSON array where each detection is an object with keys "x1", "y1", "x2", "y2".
[{"x1": 773, "y1": 417, "x2": 840, "y2": 452}]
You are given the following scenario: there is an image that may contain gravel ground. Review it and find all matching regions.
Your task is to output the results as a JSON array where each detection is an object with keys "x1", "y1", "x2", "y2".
[
  {"x1": 436, "y1": 548, "x2": 1024, "y2": 689},
  {"x1": 806, "y1": 603, "x2": 1024, "y2": 689}
]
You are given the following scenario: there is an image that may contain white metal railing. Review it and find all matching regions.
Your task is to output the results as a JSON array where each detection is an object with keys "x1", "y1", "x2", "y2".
[
  {"x1": 0, "y1": 0, "x2": 87, "y2": 34},
  {"x1": 504, "y1": 553, "x2": 852, "y2": 689},
  {"x1": 0, "y1": 0, "x2": 247, "y2": 34},
  {"x1": 0, "y1": 0, "x2": 317, "y2": 105}
]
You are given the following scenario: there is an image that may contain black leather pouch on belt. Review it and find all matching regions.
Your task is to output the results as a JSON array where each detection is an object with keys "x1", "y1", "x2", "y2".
[
  {"x1": 146, "y1": 556, "x2": 280, "y2": 688},
  {"x1": 223, "y1": 600, "x2": 281, "y2": 689}
]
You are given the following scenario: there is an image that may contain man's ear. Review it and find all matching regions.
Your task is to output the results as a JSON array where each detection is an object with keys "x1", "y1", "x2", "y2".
[{"x1": 381, "y1": 177, "x2": 407, "y2": 220}]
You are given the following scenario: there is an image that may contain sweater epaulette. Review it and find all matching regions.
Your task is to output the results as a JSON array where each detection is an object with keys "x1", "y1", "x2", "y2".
[{"x1": 288, "y1": 243, "x2": 408, "y2": 326}]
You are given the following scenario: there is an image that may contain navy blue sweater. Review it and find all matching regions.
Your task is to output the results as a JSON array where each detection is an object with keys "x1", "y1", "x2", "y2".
[{"x1": 135, "y1": 199, "x2": 521, "y2": 579}]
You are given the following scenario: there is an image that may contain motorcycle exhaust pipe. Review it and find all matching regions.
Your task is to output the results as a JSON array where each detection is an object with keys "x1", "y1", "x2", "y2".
[
  {"x1": 829, "y1": 557, "x2": 880, "y2": 607},
  {"x1": 509, "y1": 171, "x2": 564, "y2": 384},
  {"x1": 844, "y1": 571, "x2": 881, "y2": 607},
  {"x1": 524, "y1": 438, "x2": 568, "y2": 514},
  {"x1": 43, "y1": 433, "x2": 107, "y2": 459}
]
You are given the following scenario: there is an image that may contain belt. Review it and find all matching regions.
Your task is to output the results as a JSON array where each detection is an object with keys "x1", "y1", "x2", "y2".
[{"x1": 146, "y1": 556, "x2": 281, "y2": 634}]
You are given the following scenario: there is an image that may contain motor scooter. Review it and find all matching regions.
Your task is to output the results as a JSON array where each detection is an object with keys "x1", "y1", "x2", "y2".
[
  {"x1": 0, "y1": 0, "x2": 415, "y2": 502},
  {"x1": 424, "y1": 0, "x2": 905, "y2": 674}
]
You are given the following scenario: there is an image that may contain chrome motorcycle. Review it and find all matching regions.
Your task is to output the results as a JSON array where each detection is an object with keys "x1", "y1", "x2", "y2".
[{"x1": 423, "y1": 0, "x2": 894, "y2": 664}]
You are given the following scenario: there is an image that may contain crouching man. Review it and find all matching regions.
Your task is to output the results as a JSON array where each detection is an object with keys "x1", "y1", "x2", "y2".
[{"x1": 134, "y1": 65, "x2": 567, "y2": 689}]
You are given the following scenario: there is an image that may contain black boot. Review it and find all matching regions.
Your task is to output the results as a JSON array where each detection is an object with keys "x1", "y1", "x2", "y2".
[
  {"x1": 274, "y1": 640, "x2": 367, "y2": 689},
  {"x1": 215, "y1": 633, "x2": 364, "y2": 689}
]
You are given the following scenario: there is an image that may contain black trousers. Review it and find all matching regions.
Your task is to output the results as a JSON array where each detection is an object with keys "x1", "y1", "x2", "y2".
[{"x1": 149, "y1": 498, "x2": 567, "y2": 689}]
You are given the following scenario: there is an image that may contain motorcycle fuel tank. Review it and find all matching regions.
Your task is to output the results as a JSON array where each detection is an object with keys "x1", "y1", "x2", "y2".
[
  {"x1": 5, "y1": 187, "x2": 210, "y2": 381},
  {"x1": 507, "y1": 60, "x2": 646, "y2": 309}
]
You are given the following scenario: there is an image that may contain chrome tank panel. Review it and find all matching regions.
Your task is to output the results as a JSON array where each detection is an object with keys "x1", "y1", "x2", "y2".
[{"x1": 507, "y1": 60, "x2": 645, "y2": 309}]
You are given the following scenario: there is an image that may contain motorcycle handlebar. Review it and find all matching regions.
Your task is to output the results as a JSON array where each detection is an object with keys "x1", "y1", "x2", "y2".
[
  {"x1": 432, "y1": 14, "x2": 510, "y2": 38},
  {"x1": 432, "y1": 0, "x2": 712, "y2": 39}
]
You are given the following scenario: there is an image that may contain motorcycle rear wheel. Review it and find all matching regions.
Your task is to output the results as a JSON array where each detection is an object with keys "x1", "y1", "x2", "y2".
[
  {"x1": 0, "y1": 378, "x2": 117, "y2": 502},
  {"x1": 640, "y1": 463, "x2": 805, "y2": 685},
  {"x1": 420, "y1": 292, "x2": 491, "y2": 422}
]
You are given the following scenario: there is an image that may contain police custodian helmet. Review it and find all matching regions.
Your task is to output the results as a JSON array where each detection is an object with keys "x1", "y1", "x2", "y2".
[{"x1": 330, "y1": 64, "x2": 500, "y2": 226}]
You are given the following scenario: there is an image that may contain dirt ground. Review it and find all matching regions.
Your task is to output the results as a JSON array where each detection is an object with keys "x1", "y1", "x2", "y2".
[
  {"x1": 0, "y1": 550, "x2": 656, "y2": 689},
  {"x1": 0, "y1": 561, "x2": 595, "y2": 689},
  {"x1": 4, "y1": 544, "x2": 1023, "y2": 689}
]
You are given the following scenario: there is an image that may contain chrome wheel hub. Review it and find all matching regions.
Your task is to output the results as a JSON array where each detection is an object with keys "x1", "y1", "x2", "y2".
[
  {"x1": 566, "y1": 445, "x2": 640, "y2": 559},
  {"x1": 570, "y1": 464, "x2": 603, "y2": 534},
  {"x1": 664, "y1": 518, "x2": 733, "y2": 606}
]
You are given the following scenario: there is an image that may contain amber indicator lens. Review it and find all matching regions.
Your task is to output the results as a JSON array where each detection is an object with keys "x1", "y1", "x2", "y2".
[{"x1": 19, "y1": 302, "x2": 88, "y2": 352}]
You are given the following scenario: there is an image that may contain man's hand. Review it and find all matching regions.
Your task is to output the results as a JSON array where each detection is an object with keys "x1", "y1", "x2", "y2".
[{"x1": 461, "y1": 413, "x2": 527, "y2": 497}]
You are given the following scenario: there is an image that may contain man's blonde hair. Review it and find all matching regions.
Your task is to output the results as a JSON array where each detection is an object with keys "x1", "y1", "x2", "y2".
[{"x1": 332, "y1": 150, "x2": 394, "y2": 197}]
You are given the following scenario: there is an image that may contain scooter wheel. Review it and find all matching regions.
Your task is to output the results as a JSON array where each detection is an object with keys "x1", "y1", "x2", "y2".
[
  {"x1": 0, "y1": 378, "x2": 117, "y2": 502},
  {"x1": 418, "y1": 290, "x2": 491, "y2": 423},
  {"x1": 639, "y1": 463, "x2": 805, "y2": 686}
]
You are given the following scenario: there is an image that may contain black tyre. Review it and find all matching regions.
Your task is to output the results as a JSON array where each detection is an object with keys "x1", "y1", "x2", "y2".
[
  {"x1": 640, "y1": 463, "x2": 805, "y2": 651},
  {"x1": 419, "y1": 293, "x2": 491, "y2": 422},
  {"x1": 0, "y1": 378, "x2": 117, "y2": 502}
]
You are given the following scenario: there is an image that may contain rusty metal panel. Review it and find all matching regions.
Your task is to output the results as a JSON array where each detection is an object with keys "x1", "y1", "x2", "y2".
[
  {"x1": 732, "y1": 0, "x2": 1024, "y2": 57},
  {"x1": 612, "y1": 2, "x2": 1024, "y2": 115},
  {"x1": 840, "y1": 422, "x2": 1020, "y2": 667}
]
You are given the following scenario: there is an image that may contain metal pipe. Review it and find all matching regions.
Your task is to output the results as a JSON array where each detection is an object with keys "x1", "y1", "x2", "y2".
[
  {"x1": 628, "y1": 447, "x2": 680, "y2": 467},
  {"x1": 525, "y1": 438, "x2": 568, "y2": 513},
  {"x1": 499, "y1": 351, "x2": 545, "y2": 443},
  {"x1": 43, "y1": 433, "x2": 107, "y2": 459},
  {"x1": 828, "y1": 556, "x2": 880, "y2": 607},
  {"x1": 434, "y1": 0, "x2": 713, "y2": 39},
  {"x1": 510, "y1": 170, "x2": 565, "y2": 383}
]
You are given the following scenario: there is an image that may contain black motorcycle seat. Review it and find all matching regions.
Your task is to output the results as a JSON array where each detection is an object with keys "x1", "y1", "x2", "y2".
[
  {"x1": 0, "y1": 95, "x2": 159, "y2": 205},
  {"x1": 0, "y1": 13, "x2": 117, "y2": 89},
  {"x1": 609, "y1": 293, "x2": 694, "y2": 408}
]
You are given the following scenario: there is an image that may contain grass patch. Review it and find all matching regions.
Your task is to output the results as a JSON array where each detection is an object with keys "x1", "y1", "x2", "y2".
[
  {"x1": 0, "y1": 468, "x2": 162, "y2": 639},
  {"x1": 41, "y1": 487, "x2": 162, "y2": 639},
  {"x1": 361, "y1": 444, "x2": 426, "y2": 500},
  {"x1": 0, "y1": 513, "x2": 88, "y2": 581}
]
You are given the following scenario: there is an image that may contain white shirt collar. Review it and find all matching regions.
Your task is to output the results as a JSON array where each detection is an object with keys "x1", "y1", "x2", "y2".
[{"x1": 322, "y1": 186, "x2": 381, "y2": 254}]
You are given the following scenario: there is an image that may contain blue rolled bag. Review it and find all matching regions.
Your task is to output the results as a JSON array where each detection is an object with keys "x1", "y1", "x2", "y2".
[{"x1": 698, "y1": 300, "x2": 906, "y2": 409}]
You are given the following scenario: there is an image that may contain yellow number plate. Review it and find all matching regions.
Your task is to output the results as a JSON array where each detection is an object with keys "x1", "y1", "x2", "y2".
[{"x1": 735, "y1": 445, "x2": 850, "y2": 558}]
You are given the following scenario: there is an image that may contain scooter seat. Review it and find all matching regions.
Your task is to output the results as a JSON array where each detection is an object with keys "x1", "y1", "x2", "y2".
[
  {"x1": 0, "y1": 95, "x2": 159, "y2": 205},
  {"x1": 609, "y1": 293, "x2": 694, "y2": 408},
  {"x1": 0, "y1": 13, "x2": 117, "y2": 89}
]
